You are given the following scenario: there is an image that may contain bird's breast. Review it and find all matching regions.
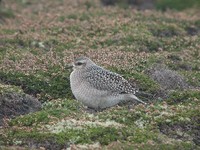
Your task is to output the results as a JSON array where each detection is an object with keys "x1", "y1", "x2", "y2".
[
  {"x1": 70, "y1": 71, "x2": 83, "y2": 95},
  {"x1": 70, "y1": 71, "x2": 91, "y2": 100}
]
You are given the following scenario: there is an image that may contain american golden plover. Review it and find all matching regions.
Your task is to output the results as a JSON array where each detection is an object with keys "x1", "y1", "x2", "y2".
[{"x1": 68, "y1": 56, "x2": 146, "y2": 109}]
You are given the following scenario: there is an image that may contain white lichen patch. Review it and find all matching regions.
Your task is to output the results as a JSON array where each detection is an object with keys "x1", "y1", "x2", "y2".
[
  {"x1": 153, "y1": 111, "x2": 175, "y2": 120},
  {"x1": 46, "y1": 118, "x2": 123, "y2": 134},
  {"x1": 134, "y1": 118, "x2": 148, "y2": 129},
  {"x1": 68, "y1": 142, "x2": 101, "y2": 150}
]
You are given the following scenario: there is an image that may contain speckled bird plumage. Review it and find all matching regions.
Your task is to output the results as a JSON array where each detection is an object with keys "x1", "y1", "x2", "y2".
[
  {"x1": 69, "y1": 56, "x2": 146, "y2": 109},
  {"x1": 84, "y1": 65, "x2": 136, "y2": 94}
]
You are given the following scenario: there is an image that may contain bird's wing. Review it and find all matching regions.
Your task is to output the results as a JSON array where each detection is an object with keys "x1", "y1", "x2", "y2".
[{"x1": 85, "y1": 66, "x2": 136, "y2": 94}]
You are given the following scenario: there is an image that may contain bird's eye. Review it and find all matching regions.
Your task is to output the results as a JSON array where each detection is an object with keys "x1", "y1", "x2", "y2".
[{"x1": 76, "y1": 62, "x2": 83, "y2": 66}]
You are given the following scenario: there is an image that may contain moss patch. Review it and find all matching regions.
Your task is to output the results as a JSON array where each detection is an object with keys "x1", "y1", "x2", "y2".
[{"x1": 0, "y1": 70, "x2": 72, "y2": 102}]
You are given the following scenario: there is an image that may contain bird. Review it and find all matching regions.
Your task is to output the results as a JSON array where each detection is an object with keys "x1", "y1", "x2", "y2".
[{"x1": 68, "y1": 56, "x2": 146, "y2": 109}]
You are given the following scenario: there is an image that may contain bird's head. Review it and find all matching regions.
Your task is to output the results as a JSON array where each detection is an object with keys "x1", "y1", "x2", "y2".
[{"x1": 66, "y1": 56, "x2": 95, "y2": 71}]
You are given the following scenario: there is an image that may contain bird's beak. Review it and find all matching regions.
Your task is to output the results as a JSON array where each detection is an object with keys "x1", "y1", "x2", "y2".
[{"x1": 65, "y1": 63, "x2": 73, "y2": 69}]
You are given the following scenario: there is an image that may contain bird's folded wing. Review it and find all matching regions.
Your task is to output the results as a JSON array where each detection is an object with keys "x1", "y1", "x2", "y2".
[{"x1": 85, "y1": 67, "x2": 136, "y2": 94}]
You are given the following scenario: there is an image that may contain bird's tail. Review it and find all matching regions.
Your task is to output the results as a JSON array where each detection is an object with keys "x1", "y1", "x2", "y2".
[{"x1": 130, "y1": 94, "x2": 147, "y2": 105}]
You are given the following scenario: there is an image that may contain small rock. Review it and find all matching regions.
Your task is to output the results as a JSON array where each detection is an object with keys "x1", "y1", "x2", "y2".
[
  {"x1": 0, "y1": 92, "x2": 42, "y2": 126},
  {"x1": 145, "y1": 64, "x2": 189, "y2": 90},
  {"x1": 186, "y1": 26, "x2": 199, "y2": 36}
]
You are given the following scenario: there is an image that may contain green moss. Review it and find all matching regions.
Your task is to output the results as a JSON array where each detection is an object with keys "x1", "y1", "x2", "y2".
[
  {"x1": 84, "y1": 127, "x2": 120, "y2": 145},
  {"x1": 100, "y1": 109, "x2": 139, "y2": 125},
  {"x1": 0, "y1": 47, "x2": 7, "y2": 58},
  {"x1": 67, "y1": 14, "x2": 78, "y2": 20},
  {"x1": 8, "y1": 98, "x2": 79, "y2": 127},
  {"x1": 0, "y1": 135, "x2": 6, "y2": 146},
  {"x1": 150, "y1": 24, "x2": 185, "y2": 37},
  {"x1": 58, "y1": 15, "x2": 65, "y2": 22},
  {"x1": 98, "y1": 30, "x2": 195, "y2": 52},
  {"x1": 9, "y1": 108, "x2": 76, "y2": 127},
  {"x1": 9, "y1": 111, "x2": 50, "y2": 126},
  {"x1": 129, "y1": 72, "x2": 159, "y2": 93},
  {"x1": 98, "y1": 34, "x2": 154, "y2": 51},
  {"x1": 135, "y1": 13, "x2": 183, "y2": 24},
  {"x1": 123, "y1": 142, "x2": 198, "y2": 150},
  {"x1": 67, "y1": 25, "x2": 82, "y2": 32},
  {"x1": 66, "y1": 13, "x2": 91, "y2": 21},
  {"x1": 79, "y1": 13, "x2": 91, "y2": 21},
  {"x1": 82, "y1": 127, "x2": 155, "y2": 145},
  {"x1": 0, "y1": 38, "x2": 31, "y2": 51},
  {"x1": 36, "y1": 38, "x2": 76, "y2": 51},
  {"x1": 156, "y1": 106, "x2": 199, "y2": 126},
  {"x1": 167, "y1": 90, "x2": 200, "y2": 104},
  {"x1": 42, "y1": 99, "x2": 80, "y2": 111},
  {"x1": 101, "y1": 0, "x2": 200, "y2": 11},
  {"x1": 157, "y1": 109, "x2": 199, "y2": 146},
  {"x1": 84, "y1": 1, "x2": 96, "y2": 10},
  {"x1": 0, "y1": 8, "x2": 15, "y2": 19},
  {"x1": 0, "y1": 70, "x2": 73, "y2": 102},
  {"x1": 7, "y1": 127, "x2": 113, "y2": 145},
  {"x1": 156, "y1": 0, "x2": 200, "y2": 11},
  {"x1": 0, "y1": 83, "x2": 24, "y2": 94},
  {"x1": 31, "y1": 38, "x2": 76, "y2": 52},
  {"x1": 8, "y1": 130, "x2": 60, "y2": 144},
  {"x1": 183, "y1": 71, "x2": 200, "y2": 87},
  {"x1": 0, "y1": 29, "x2": 17, "y2": 35},
  {"x1": 15, "y1": 0, "x2": 32, "y2": 5},
  {"x1": 6, "y1": 126, "x2": 157, "y2": 146}
]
